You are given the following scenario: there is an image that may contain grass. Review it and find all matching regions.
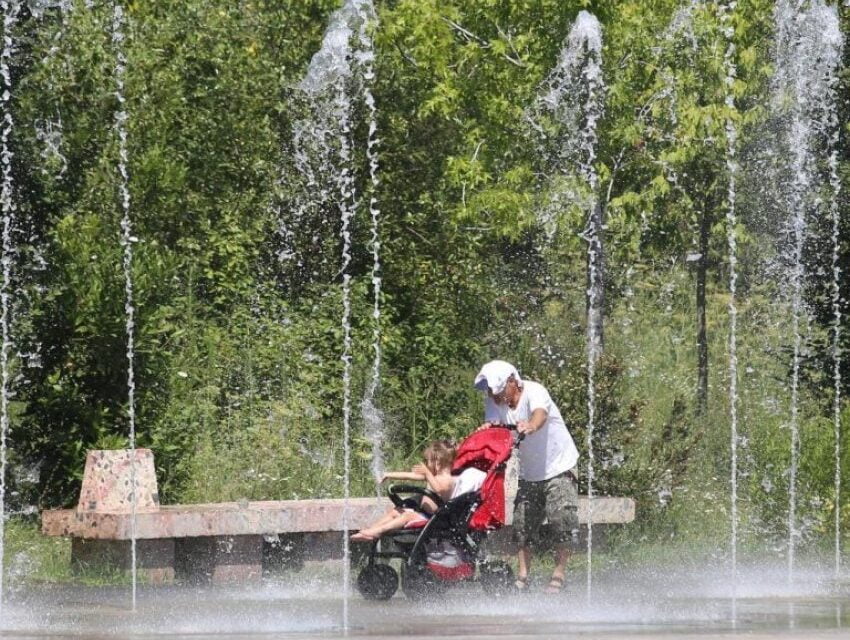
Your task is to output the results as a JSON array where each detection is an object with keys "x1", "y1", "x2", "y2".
[
  {"x1": 3, "y1": 517, "x2": 72, "y2": 584},
  {"x1": 3, "y1": 517, "x2": 133, "y2": 586}
]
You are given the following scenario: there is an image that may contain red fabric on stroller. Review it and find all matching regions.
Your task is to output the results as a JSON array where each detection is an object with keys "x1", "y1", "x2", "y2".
[{"x1": 451, "y1": 427, "x2": 513, "y2": 531}]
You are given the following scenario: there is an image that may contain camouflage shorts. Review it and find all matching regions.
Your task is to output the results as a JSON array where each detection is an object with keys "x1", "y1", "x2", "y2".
[{"x1": 513, "y1": 471, "x2": 579, "y2": 549}]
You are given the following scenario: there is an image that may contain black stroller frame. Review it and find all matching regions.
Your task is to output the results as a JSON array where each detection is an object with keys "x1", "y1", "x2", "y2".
[
  {"x1": 356, "y1": 484, "x2": 510, "y2": 600},
  {"x1": 356, "y1": 427, "x2": 521, "y2": 600}
]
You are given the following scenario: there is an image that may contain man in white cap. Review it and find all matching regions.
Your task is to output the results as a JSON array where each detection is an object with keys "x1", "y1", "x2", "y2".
[{"x1": 474, "y1": 359, "x2": 579, "y2": 593}]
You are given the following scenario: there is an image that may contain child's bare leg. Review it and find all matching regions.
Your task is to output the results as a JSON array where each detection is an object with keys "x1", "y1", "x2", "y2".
[
  {"x1": 351, "y1": 507, "x2": 405, "y2": 541},
  {"x1": 371, "y1": 506, "x2": 405, "y2": 528},
  {"x1": 352, "y1": 510, "x2": 420, "y2": 540}
]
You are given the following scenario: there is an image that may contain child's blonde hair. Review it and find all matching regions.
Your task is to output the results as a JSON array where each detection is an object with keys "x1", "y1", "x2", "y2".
[{"x1": 422, "y1": 439, "x2": 456, "y2": 472}]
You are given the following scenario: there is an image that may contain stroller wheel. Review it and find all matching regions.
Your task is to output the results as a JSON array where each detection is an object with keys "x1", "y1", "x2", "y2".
[
  {"x1": 479, "y1": 560, "x2": 514, "y2": 596},
  {"x1": 357, "y1": 563, "x2": 399, "y2": 601},
  {"x1": 401, "y1": 564, "x2": 446, "y2": 600}
]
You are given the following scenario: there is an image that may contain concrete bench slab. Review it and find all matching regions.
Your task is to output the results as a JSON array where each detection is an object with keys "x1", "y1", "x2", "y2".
[
  {"x1": 42, "y1": 496, "x2": 634, "y2": 540},
  {"x1": 41, "y1": 449, "x2": 635, "y2": 585}
]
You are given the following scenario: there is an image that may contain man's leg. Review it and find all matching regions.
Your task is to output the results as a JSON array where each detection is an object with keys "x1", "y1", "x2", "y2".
[
  {"x1": 550, "y1": 544, "x2": 570, "y2": 581},
  {"x1": 544, "y1": 472, "x2": 579, "y2": 593},
  {"x1": 517, "y1": 546, "x2": 532, "y2": 581},
  {"x1": 513, "y1": 480, "x2": 544, "y2": 588}
]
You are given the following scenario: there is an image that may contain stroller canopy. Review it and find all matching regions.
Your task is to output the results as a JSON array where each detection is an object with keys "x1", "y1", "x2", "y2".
[
  {"x1": 451, "y1": 427, "x2": 513, "y2": 530},
  {"x1": 452, "y1": 427, "x2": 513, "y2": 472}
]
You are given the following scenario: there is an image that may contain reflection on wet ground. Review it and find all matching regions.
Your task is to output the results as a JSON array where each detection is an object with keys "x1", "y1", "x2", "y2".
[{"x1": 2, "y1": 562, "x2": 850, "y2": 639}]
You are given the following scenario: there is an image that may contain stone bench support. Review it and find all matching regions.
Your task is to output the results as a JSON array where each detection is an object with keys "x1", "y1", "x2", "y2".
[
  {"x1": 72, "y1": 538, "x2": 176, "y2": 584},
  {"x1": 176, "y1": 535, "x2": 263, "y2": 584}
]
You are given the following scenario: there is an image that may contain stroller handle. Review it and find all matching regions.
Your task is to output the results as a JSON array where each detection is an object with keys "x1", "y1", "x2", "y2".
[
  {"x1": 387, "y1": 483, "x2": 445, "y2": 510},
  {"x1": 487, "y1": 422, "x2": 525, "y2": 444}
]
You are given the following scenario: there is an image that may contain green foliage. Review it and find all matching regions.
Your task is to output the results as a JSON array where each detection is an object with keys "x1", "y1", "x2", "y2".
[
  {"x1": 0, "y1": 0, "x2": 845, "y2": 564},
  {"x1": 604, "y1": 265, "x2": 850, "y2": 552}
]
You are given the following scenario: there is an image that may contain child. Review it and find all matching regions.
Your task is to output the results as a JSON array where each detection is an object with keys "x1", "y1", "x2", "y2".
[{"x1": 351, "y1": 440, "x2": 456, "y2": 542}]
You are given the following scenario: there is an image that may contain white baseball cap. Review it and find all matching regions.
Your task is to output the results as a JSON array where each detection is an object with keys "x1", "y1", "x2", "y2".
[{"x1": 473, "y1": 360, "x2": 521, "y2": 395}]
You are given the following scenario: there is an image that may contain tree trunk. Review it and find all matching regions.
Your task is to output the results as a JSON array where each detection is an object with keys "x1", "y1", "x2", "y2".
[{"x1": 696, "y1": 206, "x2": 709, "y2": 414}]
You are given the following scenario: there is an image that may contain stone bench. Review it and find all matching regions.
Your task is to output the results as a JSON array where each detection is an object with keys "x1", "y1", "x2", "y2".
[{"x1": 41, "y1": 449, "x2": 636, "y2": 584}]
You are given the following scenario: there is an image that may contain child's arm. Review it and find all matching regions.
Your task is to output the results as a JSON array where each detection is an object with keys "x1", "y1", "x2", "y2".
[
  {"x1": 411, "y1": 464, "x2": 454, "y2": 499},
  {"x1": 410, "y1": 463, "x2": 437, "y2": 488},
  {"x1": 380, "y1": 471, "x2": 426, "y2": 483}
]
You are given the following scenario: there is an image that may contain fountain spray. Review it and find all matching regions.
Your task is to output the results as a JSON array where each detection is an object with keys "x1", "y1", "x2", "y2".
[
  {"x1": 829, "y1": 130, "x2": 842, "y2": 580},
  {"x1": 110, "y1": 2, "x2": 137, "y2": 610},
  {"x1": 825, "y1": 31, "x2": 843, "y2": 585},
  {"x1": 527, "y1": 10, "x2": 604, "y2": 602},
  {"x1": 294, "y1": 0, "x2": 378, "y2": 629},
  {"x1": 337, "y1": 86, "x2": 354, "y2": 634},
  {"x1": 357, "y1": 5, "x2": 385, "y2": 488},
  {"x1": 0, "y1": 0, "x2": 19, "y2": 618},
  {"x1": 564, "y1": 12, "x2": 605, "y2": 603},
  {"x1": 771, "y1": 0, "x2": 842, "y2": 582},
  {"x1": 721, "y1": 0, "x2": 739, "y2": 598}
]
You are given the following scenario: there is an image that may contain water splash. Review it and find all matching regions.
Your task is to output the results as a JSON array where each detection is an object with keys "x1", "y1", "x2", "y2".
[
  {"x1": 577, "y1": 11, "x2": 604, "y2": 605},
  {"x1": 19, "y1": 2, "x2": 69, "y2": 386},
  {"x1": 32, "y1": 4, "x2": 72, "y2": 183},
  {"x1": 281, "y1": 0, "x2": 375, "y2": 292},
  {"x1": 34, "y1": 115, "x2": 67, "y2": 180},
  {"x1": 770, "y1": 0, "x2": 843, "y2": 582},
  {"x1": 110, "y1": 1, "x2": 138, "y2": 610},
  {"x1": 278, "y1": 67, "x2": 337, "y2": 274},
  {"x1": 662, "y1": 0, "x2": 700, "y2": 47},
  {"x1": 830, "y1": 168, "x2": 842, "y2": 578},
  {"x1": 721, "y1": 0, "x2": 739, "y2": 599},
  {"x1": 26, "y1": 0, "x2": 70, "y2": 17},
  {"x1": 529, "y1": 11, "x2": 603, "y2": 170},
  {"x1": 0, "y1": 0, "x2": 20, "y2": 618},
  {"x1": 658, "y1": 2, "x2": 701, "y2": 190}
]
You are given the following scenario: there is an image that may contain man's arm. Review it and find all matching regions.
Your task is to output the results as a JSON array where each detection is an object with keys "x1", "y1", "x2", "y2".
[{"x1": 517, "y1": 408, "x2": 548, "y2": 434}]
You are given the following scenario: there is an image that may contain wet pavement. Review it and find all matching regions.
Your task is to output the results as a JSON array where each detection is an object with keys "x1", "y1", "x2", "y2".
[{"x1": 2, "y1": 562, "x2": 850, "y2": 639}]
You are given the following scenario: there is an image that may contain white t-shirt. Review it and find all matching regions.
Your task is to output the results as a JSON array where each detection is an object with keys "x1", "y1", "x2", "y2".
[
  {"x1": 451, "y1": 467, "x2": 487, "y2": 499},
  {"x1": 484, "y1": 380, "x2": 579, "y2": 482}
]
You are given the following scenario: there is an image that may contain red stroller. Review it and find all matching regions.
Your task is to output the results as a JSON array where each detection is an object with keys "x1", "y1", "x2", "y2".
[{"x1": 356, "y1": 426, "x2": 517, "y2": 600}]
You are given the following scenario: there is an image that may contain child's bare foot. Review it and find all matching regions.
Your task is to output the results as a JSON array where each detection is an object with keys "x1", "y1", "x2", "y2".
[{"x1": 350, "y1": 530, "x2": 378, "y2": 542}]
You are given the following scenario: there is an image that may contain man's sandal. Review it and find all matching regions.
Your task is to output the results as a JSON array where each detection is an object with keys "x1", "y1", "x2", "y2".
[
  {"x1": 544, "y1": 576, "x2": 564, "y2": 594},
  {"x1": 514, "y1": 576, "x2": 530, "y2": 591}
]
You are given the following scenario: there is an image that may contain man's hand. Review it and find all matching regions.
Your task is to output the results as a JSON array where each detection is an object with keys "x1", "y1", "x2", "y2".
[
  {"x1": 476, "y1": 421, "x2": 494, "y2": 432},
  {"x1": 516, "y1": 420, "x2": 533, "y2": 434},
  {"x1": 517, "y1": 409, "x2": 548, "y2": 435}
]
